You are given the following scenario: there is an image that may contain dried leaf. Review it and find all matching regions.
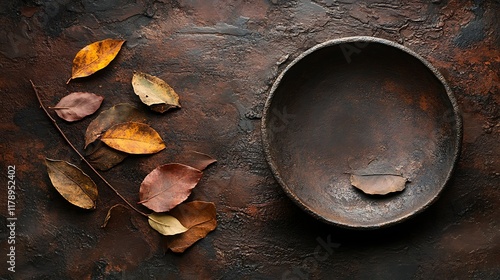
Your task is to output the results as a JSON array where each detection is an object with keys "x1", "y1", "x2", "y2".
[
  {"x1": 138, "y1": 164, "x2": 203, "y2": 212},
  {"x1": 101, "y1": 122, "x2": 166, "y2": 154},
  {"x1": 101, "y1": 204, "x2": 128, "y2": 228},
  {"x1": 20, "y1": 6, "x2": 38, "y2": 17},
  {"x1": 349, "y1": 160, "x2": 408, "y2": 195},
  {"x1": 132, "y1": 71, "x2": 180, "y2": 113},
  {"x1": 350, "y1": 174, "x2": 407, "y2": 195},
  {"x1": 85, "y1": 103, "x2": 145, "y2": 148},
  {"x1": 67, "y1": 38, "x2": 125, "y2": 83},
  {"x1": 85, "y1": 141, "x2": 128, "y2": 171},
  {"x1": 166, "y1": 201, "x2": 217, "y2": 253},
  {"x1": 170, "y1": 201, "x2": 215, "y2": 228},
  {"x1": 44, "y1": 158, "x2": 98, "y2": 210},
  {"x1": 51, "y1": 92, "x2": 104, "y2": 122},
  {"x1": 177, "y1": 151, "x2": 217, "y2": 171},
  {"x1": 148, "y1": 213, "x2": 189, "y2": 236}
]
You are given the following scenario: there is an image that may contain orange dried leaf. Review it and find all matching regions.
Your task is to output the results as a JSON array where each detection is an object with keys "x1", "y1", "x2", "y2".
[
  {"x1": 100, "y1": 122, "x2": 166, "y2": 154},
  {"x1": 132, "y1": 71, "x2": 180, "y2": 113},
  {"x1": 44, "y1": 158, "x2": 98, "y2": 210},
  {"x1": 51, "y1": 92, "x2": 103, "y2": 122},
  {"x1": 84, "y1": 103, "x2": 145, "y2": 148},
  {"x1": 67, "y1": 38, "x2": 125, "y2": 83},
  {"x1": 166, "y1": 201, "x2": 217, "y2": 253},
  {"x1": 138, "y1": 164, "x2": 203, "y2": 212}
]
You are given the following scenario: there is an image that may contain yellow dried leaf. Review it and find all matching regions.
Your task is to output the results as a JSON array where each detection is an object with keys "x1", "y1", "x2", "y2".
[
  {"x1": 132, "y1": 72, "x2": 180, "y2": 113},
  {"x1": 148, "y1": 213, "x2": 189, "y2": 236},
  {"x1": 84, "y1": 103, "x2": 145, "y2": 148},
  {"x1": 67, "y1": 38, "x2": 125, "y2": 84},
  {"x1": 100, "y1": 121, "x2": 166, "y2": 154},
  {"x1": 44, "y1": 158, "x2": 98, "y2": 210}
]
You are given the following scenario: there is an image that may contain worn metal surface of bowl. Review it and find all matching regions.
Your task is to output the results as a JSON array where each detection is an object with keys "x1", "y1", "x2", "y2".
[{"x1": 262, "y1": 37, "x2": 462, "y2": 229}]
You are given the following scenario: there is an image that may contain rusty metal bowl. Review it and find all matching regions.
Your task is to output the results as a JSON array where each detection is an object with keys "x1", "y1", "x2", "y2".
[{"x1": 262, "y1": 37, "x2": 462, "y2": 229}]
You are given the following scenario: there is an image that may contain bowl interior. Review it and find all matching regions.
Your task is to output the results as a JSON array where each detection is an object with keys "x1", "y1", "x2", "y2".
[{"x1": 262, "y1": 38, "x2": 461, "y2": 228}]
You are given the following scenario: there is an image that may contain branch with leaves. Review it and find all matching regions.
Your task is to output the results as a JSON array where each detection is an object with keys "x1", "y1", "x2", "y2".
[{"x1": 31, "y1": 38, "x2": 217, "y2": 253}]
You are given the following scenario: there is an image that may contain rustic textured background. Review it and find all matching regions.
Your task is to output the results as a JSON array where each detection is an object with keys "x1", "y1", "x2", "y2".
[{"x1": 0, "y1": 0, "x2": 498, "y2": 279}]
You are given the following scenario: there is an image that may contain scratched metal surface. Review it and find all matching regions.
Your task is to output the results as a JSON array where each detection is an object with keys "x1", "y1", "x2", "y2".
[{"x1": 0, "y1": 0, "x2": 499, "y2": 279}]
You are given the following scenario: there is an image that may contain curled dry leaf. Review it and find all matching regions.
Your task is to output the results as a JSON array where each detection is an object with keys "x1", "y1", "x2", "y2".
[
  {"x1": 177, "y1": 151, "x2": 217, "y2": 171},
  {"x1": 166, "y1": 201, "x2": 217, "y2": 253},
  {"x1": 101, "y1": 204, "x2": 128, "y2": 228},
  {"x1": 132, "y1": 71, "x2": 180, "y2": 113},
  {"x1": 350, "y1": 174, "x2": 408, "y2": 195},
  {"x1": 85, "y1": 103, "x2": 145, "y2": 148},
  {"x1": 148, "y1": 213, "x2": 189, "y2": 236},
  {"x1": 101, "y1": 122, "x2": 166, "y2": 154},
  {"x1": 138, "y1": 164, "x2": 203, "y2": 212},
  {"x1": 67, "y1": 38, "x2": 125, "y2": 83},
  {"x1": 85, "y1": 140, "x2": 128, "y2": 171},
  {"x1": 44, "y1": 158, "x2": 98, "y2": 210},
  {"x1": 51, "y1": 92, "x2": 104, "y2": 122},
  {"x1": 349, "y1": 160, "x2": 408, "y2": 195}
]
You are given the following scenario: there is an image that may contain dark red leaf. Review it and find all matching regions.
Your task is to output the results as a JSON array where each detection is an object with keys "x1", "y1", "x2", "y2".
[
  {"x1": 51, "y1": 92, "x2": 103, "y2": 122},
  {"x1": 138, "y1": 164, "x2": 203, "y2": 212}
]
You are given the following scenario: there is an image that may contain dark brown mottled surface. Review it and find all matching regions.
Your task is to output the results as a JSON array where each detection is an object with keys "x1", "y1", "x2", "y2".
[{"x1": 0, "y1": 0, "x2": 498, "y2": 279}]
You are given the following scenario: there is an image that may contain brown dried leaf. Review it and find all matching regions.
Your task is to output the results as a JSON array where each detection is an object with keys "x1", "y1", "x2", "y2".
[
  {"x1": 132, "y1": 72, "x2": 180, "y2": 113},
  {"x1": 44, "y1": 158, "x2": 98, "y2": 210},
  {"x1": 101, "y1": 122, "x2": 166, "y2": 154},
  {"x1": 350, "y1": 174, "x2": 407, "y2": 195},
  {"x1": 20, "y1": 6, "x2": 38, "y2": 17},
  {"x1": 349, "y1": 160, "x2": 408, "y2": 195},
  {"x1": 166, "y1": 201, "x2": 217, "y2": 253},
  {"x1": 148, "y1": 213, "x2": 189, "y2": 236},
  {"x1": 85, "y1": 140, "x2": 128, "y2": 171},
  {"x1": 67, "y1": 38, "x2": 125, "y2": 83},
  {"x1": 85, "y1": 103, "x2": 145, "y2": 148},
  {"x1": 138, "y1": 164, "x2": 203, "y2": 212},
  {"x1": 177, "y1": 151, "x2": 217, "y2": 171},
  {"x1": 101, "y1": 204, "x2": 128, "y2": 228},
  {"x1": 51, "y1": 92, "x2": 103, "y2": 122}
]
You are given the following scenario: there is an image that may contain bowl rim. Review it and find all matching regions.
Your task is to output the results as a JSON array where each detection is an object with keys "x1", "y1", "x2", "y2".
[{"x1": 261, "y1": 36, "x2": 463, "y2": 229}]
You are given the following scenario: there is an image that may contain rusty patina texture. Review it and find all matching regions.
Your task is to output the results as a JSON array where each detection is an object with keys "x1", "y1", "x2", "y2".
[{"x1": 0, "y1": 0, "x2": 498, "y2": 279}]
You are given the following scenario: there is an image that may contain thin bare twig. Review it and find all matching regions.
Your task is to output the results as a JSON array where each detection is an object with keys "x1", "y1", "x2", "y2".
[{"x1": 30, "y1": 80, "x2": 148, "y2": 217}]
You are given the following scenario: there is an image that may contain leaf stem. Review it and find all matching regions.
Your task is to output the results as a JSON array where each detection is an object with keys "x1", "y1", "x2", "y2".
[
  {"x1": 48, "y1": 106, "x2": 71, "y2": 110},
  {"x1": 31, "y1": 80, "x2": 148, "y2": 218}
]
